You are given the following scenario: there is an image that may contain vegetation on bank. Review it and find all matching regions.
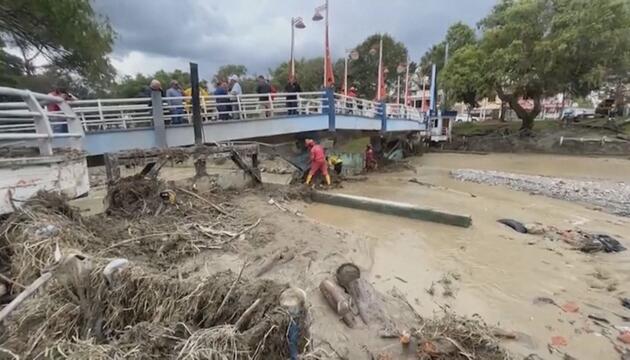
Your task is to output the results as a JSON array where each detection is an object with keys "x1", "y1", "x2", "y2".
[
  {"x1": 424, "y1": 0, "x2": 630, "y2": 132},
  {"x1": 452, "y1": 118, "x2": 630, "y2": 138}
]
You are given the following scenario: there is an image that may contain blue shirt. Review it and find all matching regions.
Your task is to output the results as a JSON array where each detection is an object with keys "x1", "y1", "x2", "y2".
[
  {"x1": 165, "y1": 87, "x2": 183, "y2": 106},
  {"x1": 214, "y1": 87, "x2": 230, "y2": 110}
]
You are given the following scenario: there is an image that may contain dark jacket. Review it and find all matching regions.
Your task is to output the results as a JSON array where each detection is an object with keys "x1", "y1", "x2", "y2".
[
  {"x1": 284, "y1": 82, "x2": 302, "y2": 101},
  {"x1": 256, "y1": 82, "x2": 272, "y2": 102}
]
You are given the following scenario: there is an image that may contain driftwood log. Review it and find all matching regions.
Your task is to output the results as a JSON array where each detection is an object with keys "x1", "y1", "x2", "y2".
[
  {"x1": 255, "y1": 247, "x2": 295, "y2": 277},
  {"x1": 319, "y1": 279, "x2": 356, "y2": 328}
]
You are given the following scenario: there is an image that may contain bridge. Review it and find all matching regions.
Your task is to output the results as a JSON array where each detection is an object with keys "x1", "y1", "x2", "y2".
[{"x1": 0, "y1": 87, "x2": 429, "y2": 156}]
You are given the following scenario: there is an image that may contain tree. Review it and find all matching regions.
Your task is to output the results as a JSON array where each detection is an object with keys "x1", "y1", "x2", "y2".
[
  {"x1": 110, "y1": 70, "x2": 210, "y2": 98},
  {"x1": 269, "y1": 58, "x2": 325, "y2": 92},
  {"x1": 419, "y1": 22, "x2": 476, "y2": 76},
  {"x1": 478, "y1": 0, "x2": 630, "y2": 131},
  {"x1": 442, "y1": 46, "x2": 490, "y2": 117},
  {"x1": 349, "y1": 34, "x2": 408, "y2": 99},
  {"x1": 0, "y1": 0, "x2": 114, "y2": 83},
  {"x1": 0, "y1": 39, "x2": 24, "y2": 87},
  {"x1": 213, "y1": 64, "x2": 248, "y2": 84}
]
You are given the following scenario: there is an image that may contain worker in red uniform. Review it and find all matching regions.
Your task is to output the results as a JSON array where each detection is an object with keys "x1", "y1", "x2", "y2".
[
  {"x1": 365, "y1": 144, "x2": 377, "y2": 171},
  {"x1": 305, "y1": 139, "x2": 331, "y2": 186}
]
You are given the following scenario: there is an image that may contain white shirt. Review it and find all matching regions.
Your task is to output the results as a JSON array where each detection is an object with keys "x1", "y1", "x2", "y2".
[{"x1": 230, "y1": 82, "x2": 242, "y2": 96}]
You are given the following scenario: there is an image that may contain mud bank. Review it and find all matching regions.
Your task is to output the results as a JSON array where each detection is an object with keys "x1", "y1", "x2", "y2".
[{"x1": 443, "y1": 121, "x2": 630, "y2": 156}]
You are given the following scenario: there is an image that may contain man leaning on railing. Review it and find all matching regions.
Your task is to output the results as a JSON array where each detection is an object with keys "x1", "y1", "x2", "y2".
[
  {"x1": 214, "y1": 80, "x2": 231, "y2": 121},
  {"x1": 256, "y1": 76, "x2": 272, "y2": 118},
  {"x1": 166, "y1": 80, "x2": 184, "y2": 124},
  {"x1": 284, "y1": 75, "x2": 302, "y2": 115}
]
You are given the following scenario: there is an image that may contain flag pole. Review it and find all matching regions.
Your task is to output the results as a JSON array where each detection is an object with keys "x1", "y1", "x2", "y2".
[
  {"x1": 377, "y1": 35, "x2": 383, "y2": 100},
  {"x1": 404, "y1": 58, "x2": 410, "y2": 106}
]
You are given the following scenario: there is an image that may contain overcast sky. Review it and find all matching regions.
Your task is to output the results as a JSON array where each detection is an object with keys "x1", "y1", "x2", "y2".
[{"x1": 92, "y1": 0, "x2": 497, "y2": 80}]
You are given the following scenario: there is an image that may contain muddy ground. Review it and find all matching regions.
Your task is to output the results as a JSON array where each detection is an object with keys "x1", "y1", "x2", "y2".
[
  {"x1": 2, "y1": 151, "x2": 629, "y2": 359},
  {"x1": 301, "y1": 153, "x2": 630, "y2": 359},
  {"x1": 0, "y1": 154, "x2": 510, "y2": 360}
]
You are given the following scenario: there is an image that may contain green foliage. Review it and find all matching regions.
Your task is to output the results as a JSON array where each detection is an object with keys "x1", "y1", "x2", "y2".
[
  {"x1": 348, "y1": 34, "x2": 408, "y2": 99},
  {"x1": 0, "y1": 41, "x2": 23, "y2": 87},
  {"x1": 478, "y1": 0, "x2": 630, "y2": 130},
  {"x1": 110, "y1": 70, "x2": 211, "y2": 98},
  {"x1": 0, "y1": 0, "x2": 114, "y2": 82},
  {"x1": 269, "y1": 58, "x2": 325, "y2": 92},
  {"x1": 420, "y1": 22, "x2": 476, "y2": 76},
  {"x1": 213, "y1": 64, "x2": 248, "y2": 84},
  {"x1": 442, "y1": 46, "x2": 488, "y2": 110}
]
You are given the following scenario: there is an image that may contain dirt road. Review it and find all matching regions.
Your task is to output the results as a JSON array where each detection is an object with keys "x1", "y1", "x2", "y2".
[{"x1": 302, "y1": 153, "x2": 630, "y2": 359}]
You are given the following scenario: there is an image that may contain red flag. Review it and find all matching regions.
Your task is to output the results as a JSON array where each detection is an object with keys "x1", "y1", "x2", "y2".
[{"x1": 324, "y1": 28, "x2": 335, "y2": 87}]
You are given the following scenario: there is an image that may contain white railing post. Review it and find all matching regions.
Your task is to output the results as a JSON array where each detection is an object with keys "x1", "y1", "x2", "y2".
[
  {"x1": 97, "y1": 99, "x2": 105, "y2": 130},
  {"x1": 238, "y1": 95, "x2": 244, "y2": 120},
  {"x1": 59, "y1": 101, "x2": 84, "y2": 150},
  {"x1": 23, "y1": 91, "x2": 53, "y2": 156},
  {"x1": 80, "y1": 112, "x2": 87, "y2": 132}
]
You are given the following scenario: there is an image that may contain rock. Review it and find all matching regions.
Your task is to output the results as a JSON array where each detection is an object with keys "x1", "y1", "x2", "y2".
[
  {"x1": 450, "y1": 169, "x2": 630, "y2": 217},
  {"x1": 0, "y1": 283, "x2": 6, "y2": 297},
  {"x1": 525, "y1": 222, "x2": 546, "y2": 235}
]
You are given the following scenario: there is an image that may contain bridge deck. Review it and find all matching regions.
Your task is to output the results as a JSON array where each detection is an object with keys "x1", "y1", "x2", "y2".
[{"x1": 2, "y1": 88, "x2": 428, "y2": 156}]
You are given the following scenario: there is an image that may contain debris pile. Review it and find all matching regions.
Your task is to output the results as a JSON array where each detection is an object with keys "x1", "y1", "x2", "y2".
[
  {"x1": 0, "y1": 183, "x2": 300, "y2": 359},
  {"x1": 451, "y1": 169, "x2": 630, "y2": 216},
  {"x1": 319, "y1": 264, "x2": 510, "y2": 360},
  {"x1": 0, "y1": 178, "x2": 512, "y2": 359},
  {"x1": 496, "y1": 218, "x2": 626, "y2": 254}
]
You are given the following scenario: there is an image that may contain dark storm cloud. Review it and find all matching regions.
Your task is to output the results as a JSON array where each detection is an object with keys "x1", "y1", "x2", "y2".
[{"x1": 93, "y1": 0, "x2": 497, "y2": 78}]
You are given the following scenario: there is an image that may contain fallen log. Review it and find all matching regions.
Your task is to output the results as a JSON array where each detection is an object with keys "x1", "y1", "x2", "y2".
[
  {"x1": 0, "y1": 272, "x2": 53, "y2": 322},
  {"x1": 255, "y1": 247, "x2": 295, "y2": 277},
  {"x1": 311, "y1": 191, "x2": 472, "y2": 228},
  {"x1": 319, "y1": 279, "x2": 355, "y2": 328}
]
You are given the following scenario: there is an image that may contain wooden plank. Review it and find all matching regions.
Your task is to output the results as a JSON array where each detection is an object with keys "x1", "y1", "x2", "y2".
[
  {"x1": 104, "y1": 153, "x2": 121, "y2": 183},
  {"x1": 311, "y1": 191, "x2": 472, "y2": 228},
  {"x1": 231, "y1": 150, "x2": 261, "y2": 184}
]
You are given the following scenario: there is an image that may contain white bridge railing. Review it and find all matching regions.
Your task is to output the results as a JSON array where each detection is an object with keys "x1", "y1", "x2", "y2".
[
  {"x1": 0, "y1": 90, "x2": 426, "y2": 137},
  {"x1": 0, "y1": 87, "x2": 84, "y2": 155}
]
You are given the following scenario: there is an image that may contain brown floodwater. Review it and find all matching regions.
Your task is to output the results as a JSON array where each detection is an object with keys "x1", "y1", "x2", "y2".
[{"x1": 304, "y1": 153, "x2": 630, "y2": 359}]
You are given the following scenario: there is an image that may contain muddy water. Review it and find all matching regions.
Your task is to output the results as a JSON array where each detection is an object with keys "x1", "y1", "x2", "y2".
[{"x1": 304, "y1": 153, "x2": 630, "y2": 359}]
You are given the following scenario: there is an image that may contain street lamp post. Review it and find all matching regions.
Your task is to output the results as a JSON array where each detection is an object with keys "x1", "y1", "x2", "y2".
[
  {"x1": 290, "y1": 17, "x2": 306, "y2": 78},
  {"x1": 313, "y1": 0, "x2": 331, "y2": 87},
  {"x1": 396, "y1": 63, "x2": 406, "y2": 104}
]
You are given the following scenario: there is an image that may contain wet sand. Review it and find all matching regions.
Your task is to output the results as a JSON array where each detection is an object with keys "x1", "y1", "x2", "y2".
[{"x1": 304, "y1": 153, "x2": 630, "y2": 359}]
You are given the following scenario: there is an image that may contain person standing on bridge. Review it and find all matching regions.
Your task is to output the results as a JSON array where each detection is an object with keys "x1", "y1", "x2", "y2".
[
  {"x1": 166, "y1": 80, "x2": 184, "y2": 124},
  {"x1": 284, "y1": 75, "x2": 302, "y2": 115},
  {"x1": 214, "y1": 80, "x2": 231, "y2": 121},
  {"x1": 305, "y1": 139, "x2": 331, "y2": 186},
  {"x1": 228, "y1": 75, "x2": 242, "y2": 117},
  {"x1": 256, "y1": 75, "x2": 272, "y2": 118}
]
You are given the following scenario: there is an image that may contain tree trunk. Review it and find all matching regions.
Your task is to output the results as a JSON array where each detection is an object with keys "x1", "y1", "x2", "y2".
[
  {"x1": 496, "y1": 88, "x2": 542, "y2": 135},
  {"x1": 499, "y1": 101, "x2": 507, "y2": 122}
]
